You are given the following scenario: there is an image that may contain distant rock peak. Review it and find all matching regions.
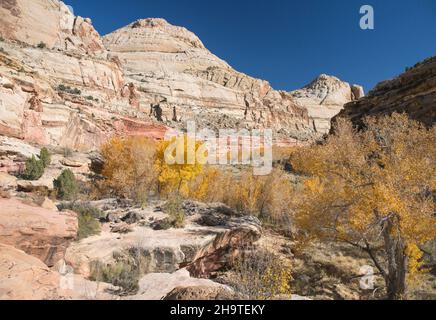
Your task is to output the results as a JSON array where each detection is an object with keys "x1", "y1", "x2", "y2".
[{"x1": 131, "y1": 18, "x2": 171, "y2": 28}]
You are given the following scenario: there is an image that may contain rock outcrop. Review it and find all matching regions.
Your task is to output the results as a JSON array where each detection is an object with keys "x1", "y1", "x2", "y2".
[
  {"x1": 64, "y1": 201, "x2": 262, "y2": 278},
  {"x1": 334, "y1": 56, "x2": 436, "y2": 128},
  {"x1": 130, "y1": 268, "x2": 235, "y2": 300},
  {"x1": 290, "y1": 74, "x2": 364, "y2": 134},
  {"x1": 0, "y1": 243, "x2": 116, "y2": 300},
  {"x1": 0, "y1": 243, "x2": 65, "y2": 300},
  {"x1": 0, "y1": 0, "x2": 105, "y2": 56},
  {"x1": 0, "y1": 198, "x2": 78, "y2": 266}
]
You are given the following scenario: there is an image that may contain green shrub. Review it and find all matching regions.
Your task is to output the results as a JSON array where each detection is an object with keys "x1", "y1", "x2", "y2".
[
  {"x1": 58, "y1": 203, "x2": 104, "y2": 240},
  {"x1": 71, "y1": 88, "x2": 81, "y2": 95},
  {"x1": 89, "y1": 260, "x2": 139, "y2": 294},
  {"x1": 58, "y1": 202, "x2": 105, "y2": 220},
  {"x1": 86, "y1": 95, "x2": 94, "y2": 100},
  {"x1": 57, "y1": 84, "x2": 81, "y2": 95},
  {"x1": 0, "y1": 36, "x2": 4, "y2": 42},
  {"x1": 89, "y1": 247, "x2": 149, "y2": 295},
  {"x1": 164, "y1": 197, "x2": 185, "y2": 228},
  {"x1": 53, "y1": 169, "x2": 78, "y2": 200},
  {"x1": 23, "y1": 156, "x2": 44, "y2": 180},
  {"x1": 230, "y1": 249, "x2": 292, "y2": 300},
  {"x1": 39, "y1": 147, "x2": 51, "y2": 168},
  {"x1": 77, "y1": 211, "x2": 101, "y2": 240},
  {"x1": 37, "y1": 42, "x2": 46, "y2": 49}
]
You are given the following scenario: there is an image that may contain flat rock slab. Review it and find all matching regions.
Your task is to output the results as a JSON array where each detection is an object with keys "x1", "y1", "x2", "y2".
[
  {"x1": 0, "y1": 243, "x2": 115, "y2": 300},
  {"x1": 0, "y1": 198, "x2": 78, "y2": 266}
]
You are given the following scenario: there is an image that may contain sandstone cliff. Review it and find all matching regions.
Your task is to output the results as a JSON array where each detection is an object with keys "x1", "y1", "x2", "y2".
[
  {"x1": 103, "y1": 18, "x2": 314, "y2": 142},
  {"x1": 334, "y1": 56, "x2": 436, "y2": 128},
  {"x1": 0, "y1": 0, "x2": 360, "y2": 152},
  {"x1": 0, "y1": 0, "x2": 105, "y2": 56},
  {"x1": 290, "y1": 74, "x2": 364, "y2": 134}
]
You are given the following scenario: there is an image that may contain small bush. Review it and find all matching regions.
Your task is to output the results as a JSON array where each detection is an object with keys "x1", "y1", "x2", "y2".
[
  {"x1": 53, "y1": 169, "x2": 78, "y2": 200},
  {"x1": 59, "y1": 203, "x2": 104, "y2": 240},
  {"x1": 58, "y1": 202, "x2": 105, "y2": 220},
  {"x1": 230, "y1": 249, "x2": 292, "y2": 300},
  {"x1": 89, "y1": 260, "x2": 140, "y2": 295},
  {"x1": 89, "y1": 247, "x2": 149, "y2": 295},
  {"x1": 37, "y1": 41, "x2": 47, "y2": 49},
  {"x1": 0, "y1": 36, "x2": 4, "y2": 42},
  {"x1": 72, "y1": 88, "x2": 81, "y2": 95},
  {"x1": 77, "y1": 211, "x2": 101, "y2": 240},
  {"x1": 163, "y1": 196, "x2": 185, "y2": 228},
  {"x1": 39, "y1": 147, "x2": 51, "y2": 168},
  {"x1": 86, "y1": 95, "x2": 94, "y2": 100},
  {"x1": 57, "y1": 84, "x2": 81, "y2": 95},
  {"x1": 23, "y1": 155, "x2": 44, "y2": 180}
]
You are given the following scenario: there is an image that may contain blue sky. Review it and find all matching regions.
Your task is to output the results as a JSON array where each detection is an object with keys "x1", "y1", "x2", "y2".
[{"x1": 66, "y1": 0, "x2": 436, "y2": 92}]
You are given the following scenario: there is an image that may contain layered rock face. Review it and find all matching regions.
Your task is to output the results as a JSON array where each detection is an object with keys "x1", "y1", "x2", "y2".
[
  {"x1": 0, "y1": 0, "x2": 105, "y2": 56},
  {"x1": 103, "y1": 18, "x2": 340, "y2": 142},
  {"x1": 0, "y1": 1, "x2": 360, "y2": 151},
  {"x1": 0, "y1": 243, "x2": 117, "y2": 300},
  {"x1": 335, "y1": 56, "x2": 436, "y2": 127},
  {"x1": 290, "y1": 74, "x2": 364, "y2": 134},
  {"x1": 0, "y1": 1, "x2": 168, "y2": 151}
]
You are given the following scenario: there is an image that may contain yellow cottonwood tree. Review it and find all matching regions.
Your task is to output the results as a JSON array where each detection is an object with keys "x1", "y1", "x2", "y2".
[
  {"x1": 101, "y1": 136, "x2": 157, "y2": 204},
  {"x1": 292, "y1": 113, "x2": 435, "y2": 299},
  {"x1": 154, "y1": 135, "x2": 205, "y2": 198}
]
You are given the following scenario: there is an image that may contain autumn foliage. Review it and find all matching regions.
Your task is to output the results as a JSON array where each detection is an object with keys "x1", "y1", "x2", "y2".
[
  {"x1": 291, "y1": 113, "x2": 436, "y2": 299},
  {"x1": 101, "y1": 136, "x2": 157, "y2": 204},
  {"x1": 100, "y1": 135, "x2": 295, "y2": 233}
]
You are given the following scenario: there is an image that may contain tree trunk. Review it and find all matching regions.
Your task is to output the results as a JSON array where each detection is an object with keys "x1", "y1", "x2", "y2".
[{"x1": 382, "y1": 218, "x2": 407, "y2": 300}]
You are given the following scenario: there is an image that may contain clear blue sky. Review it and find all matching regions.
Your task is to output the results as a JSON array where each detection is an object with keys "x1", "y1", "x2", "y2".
[{"x1": 66, "y1": 0, "x2": 436, "y2": 92}]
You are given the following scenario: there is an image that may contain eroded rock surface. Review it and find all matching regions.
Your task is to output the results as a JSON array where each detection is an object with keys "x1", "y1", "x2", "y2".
[
  {"x1": 130, "y1": 268, "x2": 234, "y2": 300},
  {"x1": 290, "y1": 74, "x2": 364, "y2": 134},
  {"x1": 0, "y1": 243, "x2": 116, "y2": 300},
  {"x1": 334, "y1": 56, "x2": 436, "y2": 128},
  {"x1": 0, "y1": 198, "x2": 78, "y2": 266},
  {"x1": 65, "y1": 201, "x2": 262, "y2": 279}
]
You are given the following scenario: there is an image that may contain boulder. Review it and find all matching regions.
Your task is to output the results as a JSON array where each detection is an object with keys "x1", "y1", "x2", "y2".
[
  {"x1": 60, "y1": 158, "x2": 85, "y2": 168},
  {"x1": 129, "y1": 268, "x2": 232, "y2": 300},
  {"x1": 40, "y1": 197, "x2": 58, "y2": 211},
  {"x1": 0, "y1": 172, "x2": 17, "y2": 189},
  {"x1": 0, "y1": 198, "x2": 78, "y2": 266},
  {"x1": 17, "y1": 179, "x2": 52, "y2": 192},
  {"x1": 186, "y1": 216, "x2": 262, "y2": 277},
  {"x1": 0, "y1": 243, "x2": 64, "y2": 300}
]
